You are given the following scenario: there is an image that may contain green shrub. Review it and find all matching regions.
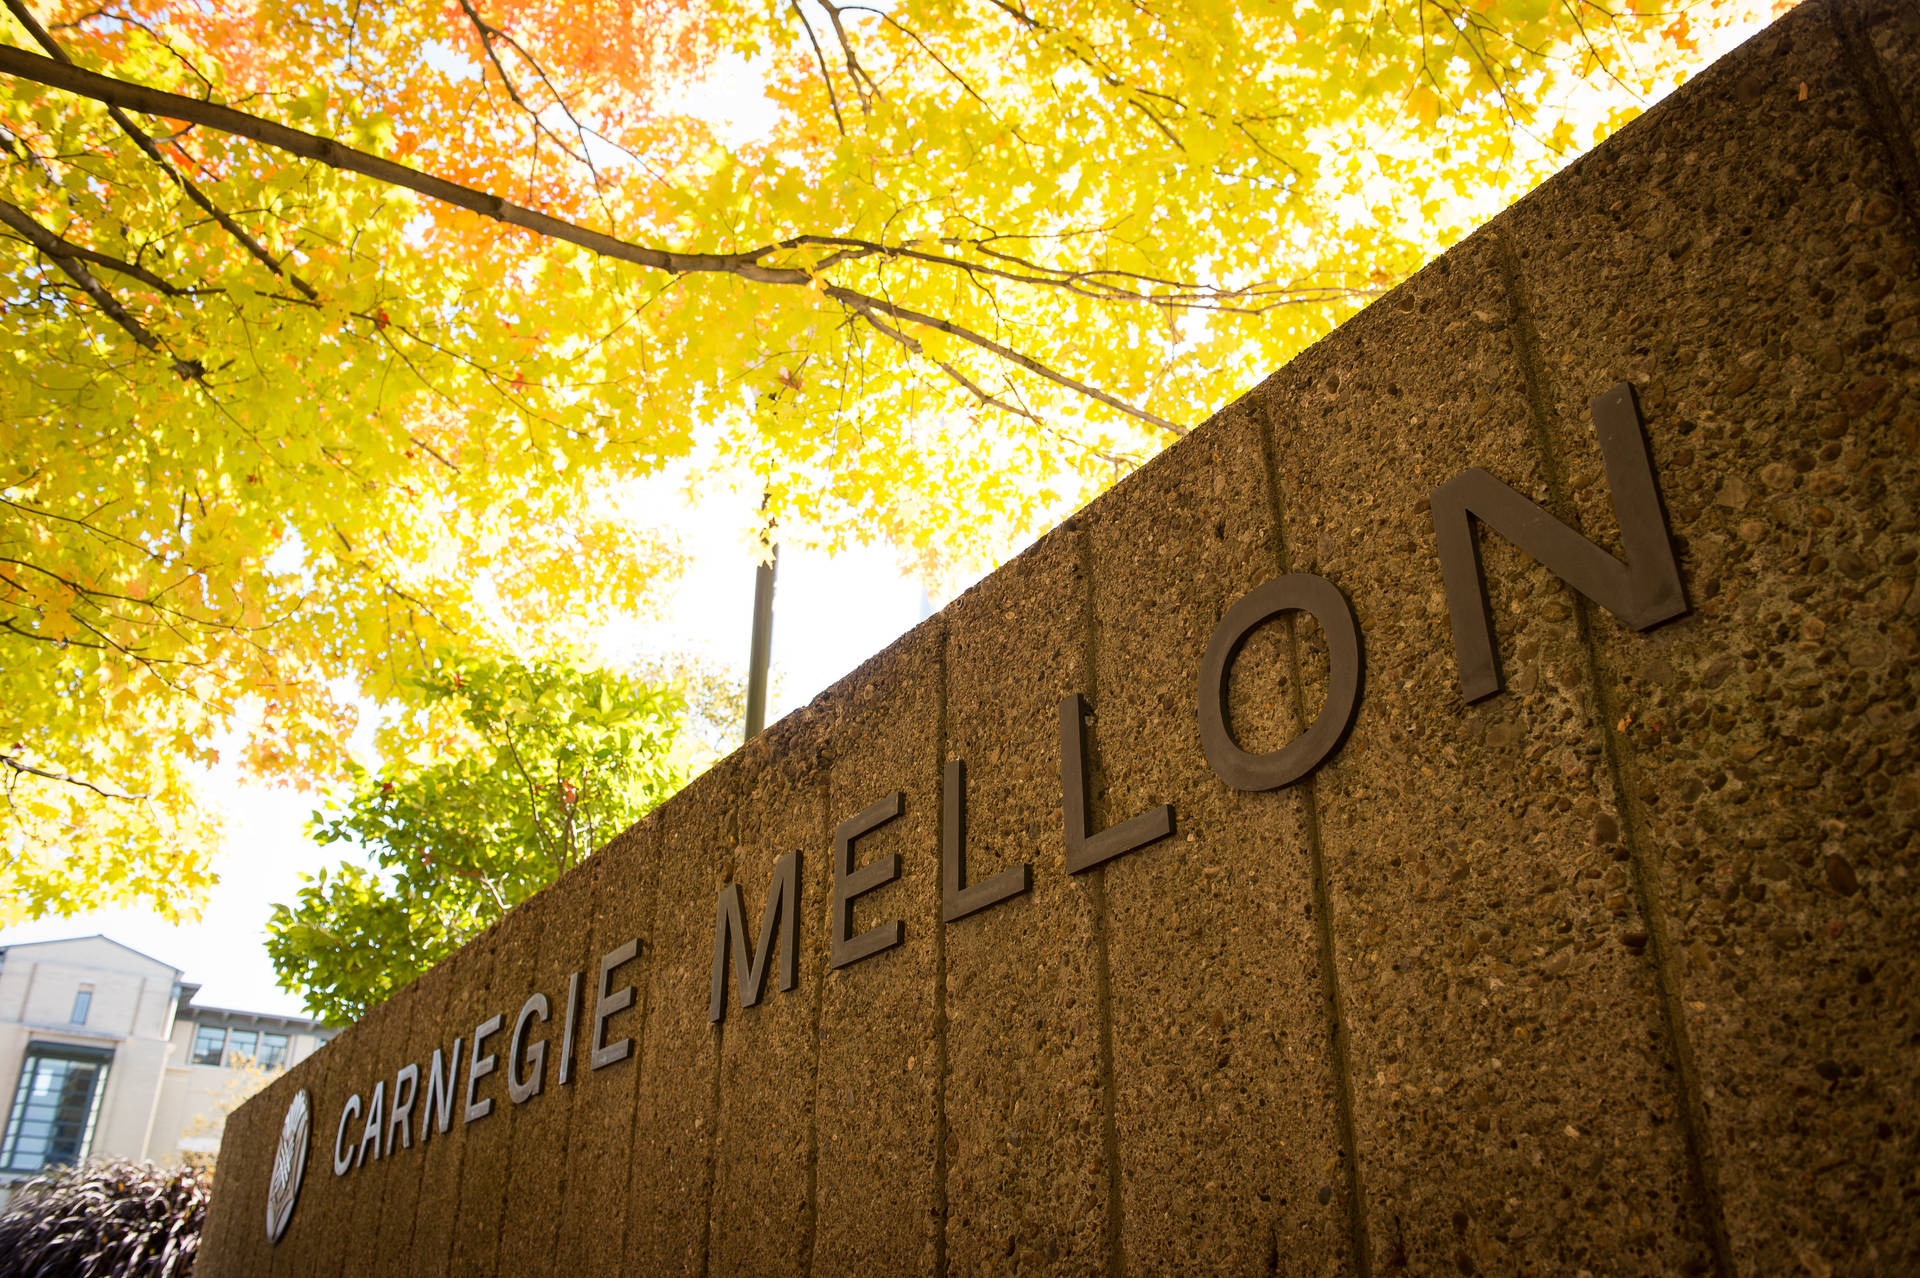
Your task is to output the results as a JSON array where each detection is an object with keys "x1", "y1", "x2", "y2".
[{"x1": 0, "y1": 1160, "x2": 208, "y2": 1278}]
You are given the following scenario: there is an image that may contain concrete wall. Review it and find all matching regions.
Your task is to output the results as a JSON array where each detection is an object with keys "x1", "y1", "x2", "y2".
[{"x1": 201, "y1": 1, "x2": 1920, "y2": 1272}]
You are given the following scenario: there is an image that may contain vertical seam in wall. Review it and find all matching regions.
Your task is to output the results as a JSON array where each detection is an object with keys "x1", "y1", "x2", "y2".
[
  {"x1": 1831, "y1": 3, "x2": 1920, "y2": 236},
  {"x1": 340, "y1": 1000, "x2": 382, "y2": 1275},
  {"x1": 699, "y1": 805, "x2": 735, "y2": 1278},
  {"x1": 544, "y1": 856, "x2": 603, "y2": 1267},
  {"x1": 700, "y1": 1020, "x2": 722, "y2": 1278},
  {"x1": 932, "y1": 617, "x2": 952, "y2": 1278},
  {"x1": 800, "y1": 767, "x2": 830, "y2": 1278},
  {"x1": 619, "y1": 822, "x2": 666, "y2": 1270},
  {"x1": 482, "y1": 962, "x2": 521, "y2": 1278},
  {"x1": 435, "y1": 940, "x2": 499, "y2": 1278},
  {"x1": 325, "y1": 1033, "x2": 365, "y2": 1278},
  {"x1": 1075, "y1": 523, "x2": 1128, "y2": 1278},
  {"x1": 473, "y1": 937, "x2": 519, "y2": 1277},
  {"x1": 1255, "y1": 405, "x2": 1374, "y2": 1278},
  {"x1": 1491, "y1": 229, "x2": 1735, "y2": 1278},
  {"x1": 537, "y1": 861, "x2": 601, "y2": 1268},
  {"x1": 397, "y1": 993, "x2": 424, "y2": 1272},
  {"x1": 398, "y1": 982, "x2": 440, "y2": 1278},
  {"x1": 401, "y1": 990, "x2": 448, "y2": 1278},
  {"x1": 471, "y1": 950, "x2": 519, "y2": 1278},
  {"x1": 483, "y1": 909, "x2": 545, "y2": 1277}
]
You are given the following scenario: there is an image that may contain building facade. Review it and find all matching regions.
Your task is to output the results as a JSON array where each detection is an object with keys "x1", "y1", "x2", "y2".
[{"x1": 0, "y1": 935, "x2": 331, "y2": 1209}]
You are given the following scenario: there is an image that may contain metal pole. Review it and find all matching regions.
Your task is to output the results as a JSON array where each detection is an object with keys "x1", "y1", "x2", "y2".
[{"x1": 744, "y1": 541, "x2": 778, "y2": 741}]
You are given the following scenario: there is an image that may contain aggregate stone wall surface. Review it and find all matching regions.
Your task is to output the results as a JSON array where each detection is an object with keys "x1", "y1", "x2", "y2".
[{"x1": 201, "y1": 2, "x2": 1920, "y2": 1272}]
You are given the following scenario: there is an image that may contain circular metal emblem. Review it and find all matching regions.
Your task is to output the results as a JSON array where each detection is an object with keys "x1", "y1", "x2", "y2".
[{"x1": 265, "y1": 1088, "x2": 311, "y2": 1243}]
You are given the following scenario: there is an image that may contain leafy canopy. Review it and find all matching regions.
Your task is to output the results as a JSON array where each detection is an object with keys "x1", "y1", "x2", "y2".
[
  {"x1": 0, "y1": 0, "x2": 1782, "y2": 919},
  {"x1": 266, "y1": 653, "x2": 688, "y2": 1022}
]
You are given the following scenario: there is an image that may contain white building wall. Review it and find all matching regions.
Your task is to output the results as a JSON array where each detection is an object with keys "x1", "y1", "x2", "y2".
[
  {"x1": 0, "y1": 936, "x2": 332, "y2": 1212},
  {"x1": 3, "y1": 940, "x2": 173, "y2": 1036}
]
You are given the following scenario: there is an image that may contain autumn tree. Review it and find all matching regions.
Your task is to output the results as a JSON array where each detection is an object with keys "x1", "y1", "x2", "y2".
[
  {"x1": 0, "y1": 0, "x2": 1786, "y2": 919},
  {"x1": 266, "y1": 654, "x2": 688, "y2": 1021}
]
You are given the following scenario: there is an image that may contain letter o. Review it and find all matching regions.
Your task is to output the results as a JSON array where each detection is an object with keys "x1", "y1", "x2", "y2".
[{"x1": 1196, "y1": 573, "x2": 1363, "y2": 790}]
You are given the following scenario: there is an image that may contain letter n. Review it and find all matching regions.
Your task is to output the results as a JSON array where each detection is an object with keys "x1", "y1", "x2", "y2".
[
  {"x1": 710, "y1": 851, "x2": 801, "y2": 1023},
  {"x1": 418, "y1": 1039, "x2": 462, "y2": 1142},
  {"x1": 1431, "y1": 381, "x2": 1687, "y2": 702}
]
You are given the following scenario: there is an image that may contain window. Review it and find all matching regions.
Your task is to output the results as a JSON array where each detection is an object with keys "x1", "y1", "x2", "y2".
[
  {"x1": 258, "y1": 1033, "x2": 291, "y2": 1071},
  {"x1": 190, "y1": 1024, "x2": 226, "y2": 1066},
  {"x1": 0, "y1": 1045, "x2": 111, "y2": 1173},
  {"x1": 225, "y1": 1029, "x2": 259, "y2": 1067},
  {"x1": 69, "y1": 986, "x2": 92, "y2": 1026}
]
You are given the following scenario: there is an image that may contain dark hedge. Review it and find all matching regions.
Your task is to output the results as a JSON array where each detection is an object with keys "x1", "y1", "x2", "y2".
[{"x1": 0, "y1": 1160, "x2": 208, "y2": 1278}]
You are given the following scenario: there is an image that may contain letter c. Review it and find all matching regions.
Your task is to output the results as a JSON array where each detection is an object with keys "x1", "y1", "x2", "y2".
[
  {"x1": 1197, "y1": 573, "x2": 1363, "y2": 790},
  {"x1": 332, "y1": 1093, "x2": 362, "y2": 1177}
]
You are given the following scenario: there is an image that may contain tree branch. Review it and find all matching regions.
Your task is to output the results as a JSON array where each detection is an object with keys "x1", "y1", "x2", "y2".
[
  {"x1": 842, "y1": 5, "x2": 1004, "y2": 122},
  {"x1": 789, "y1": 0, "x2": 847, "y2": 135},
  {"x1": 846, "y1": 299, "x2": 1040, "y2": 422},
  {"x1": 826, "y1": 282, "x2": 1184, "y2": 434},
  {"x1": 447, "y1": 867, "x2": 509, "y2": 914},
  {"x1": 2, "y1": 752, "x2": 151, "y2": 801},
  {"x1": 452, "y1": 0, "x2": 607, "y2": 190},
  {"x1": 0, "y1": 197, "x2": 199, "y2": 295},
  {"x1": 812, "y1": 0, "x2": 879, "y2": 111},
  {"x1": 0, "y1": 44, "x2": 810, "y2": 278},
  {"x1": 0, "y1": 43, "x2": 1185, "y2": 433},
  {"x1": 1, "y1": 0, "x2": 319, "y2": 299},
  {"x1": 0, "y1": 195, "x2": 208, "y2": 376}
]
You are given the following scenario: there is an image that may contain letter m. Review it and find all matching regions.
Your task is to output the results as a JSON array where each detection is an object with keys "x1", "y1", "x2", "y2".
[
  {"x1": 1431, "y1": 382, "x2": 1688, "y2": 703},
  {"x1": 709, "y1": 851, "x2": 801, "y2": 1023}
]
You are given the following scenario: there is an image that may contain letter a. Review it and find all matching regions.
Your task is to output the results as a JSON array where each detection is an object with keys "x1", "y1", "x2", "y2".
[{"x1": 1431, "y1": 381, "x2": 1687, "y2": 702}]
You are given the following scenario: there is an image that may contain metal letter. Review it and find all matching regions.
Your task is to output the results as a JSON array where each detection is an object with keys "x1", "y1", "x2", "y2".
[
  {"x1": 591, "y1": 940, "x2": 638, "y2": 1069},
  {"x1": 355, "y1": 1079, "x2": 384, "y2": 1168},
  {"x1": 942, "y1": 759, "x2": 1030, "y2": 922},
  {"x1": 1197, "y1": 574, "x2": 1364, "y2": 791},
  {"x1": 386, "y1": 1063, "x2": 418, "y2": 1155},
  {"x1": 419, "y1": 1039, "x2": 461, "y2": 1142},
  {"x1": 831, "y1": 792, "x2": 905, "y2": 968},
  {"x1": 1060, "y1": 694, "x2": 1174, "y2": 872},
  {"x1": 557, "y1": 971, "x2": 581, "y2": 1086},
  {"x1": 508, "y1": 992, "x2": 550, "y2": 1104},
  {"x1": 464, "y1": 1014, "x2": 502, "y2": 1123},
  {"x1": 332, "y1": 1094, "x2": 361, "y2": 1177},
  {"x1": 1431, "y1": 381, "x2": 1687, "y2": 702},
  {"x1": 710, "y1": 850, "x2": 802, "y2": 1023}
]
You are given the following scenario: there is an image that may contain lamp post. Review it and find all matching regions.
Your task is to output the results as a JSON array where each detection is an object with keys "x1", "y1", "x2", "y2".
[{"x1": 744, "y1": 539, "x2": 777, "y2": 741}]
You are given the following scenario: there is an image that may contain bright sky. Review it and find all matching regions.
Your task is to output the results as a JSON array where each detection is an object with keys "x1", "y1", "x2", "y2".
[{"x1": 0, "y1": 515, "x2": 933, "y2": 1016}]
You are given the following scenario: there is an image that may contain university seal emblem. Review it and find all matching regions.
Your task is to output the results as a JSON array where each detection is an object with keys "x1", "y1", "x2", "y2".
[{"x1": 265, "y1": 1088, "x2": 310, "y2": 1243}]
